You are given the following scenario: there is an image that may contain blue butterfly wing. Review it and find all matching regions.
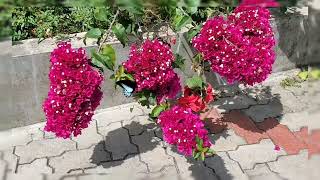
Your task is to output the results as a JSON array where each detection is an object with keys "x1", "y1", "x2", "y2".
[{"x1": 121, "y1": 83, "x2": 134, "y2": 97}]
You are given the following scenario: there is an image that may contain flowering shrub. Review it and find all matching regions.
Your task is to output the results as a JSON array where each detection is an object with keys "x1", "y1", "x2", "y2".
[
  {"x1": 43, "y1": 42, "x2": 103, "y2": 138},
  {"x1": 123, "y1": 39, "x2": 181, "y2": 103},
  {"x1": 43, "y1": 0, "x2": 280, "y2": 161},
  {"x1": 192, "y1": 6, "x2": 276, "y2": 85},
  {"x1": 158, "y1": 105, "x2": 213, "y2": 158}
]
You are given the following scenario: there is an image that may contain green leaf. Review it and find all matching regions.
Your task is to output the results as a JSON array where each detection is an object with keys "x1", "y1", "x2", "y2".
[
  {"x1": 173, "y1": 54, "x2": 186, "y2": 70},
  {"x1": 91, "y1": 49, "x2": 114, "y2": 71},
  {"x1": 196, "y1": 144, "x2": 203, "y2": 151},
  {"x1": 112, "y1": 23, "x2": 128, "y2": 47},
  {"x1": 184, "y1": 0, "x2": 200, "y2": 7},
  {"x1": 298, "y1": 71, "x2": 308, "y2": 81},
  {"x1": 101, "y1": 44, "x2": 116, "y2": 70},
  {"x1": 194, "y1": 152, "x2": 200, "y2": 159},
  {"x1": 174, "y1": 15, "x2": 192, "y2": 31},
  {"x1": 86, "y1": 28, "x2": 102, "y2": 39},
  {"x1": 186, "y1": 75, "x2": 203, "y2": 89},
  {"x1": 150, "y1": 104, "x2": 168, "y2": 118},
  {"x1": 200, "y1": 152, "x2": 205, "y2": 161},
  {"x1": 187, "y1": 24, "x2": 202, "y2": 42},
  {"x1": 310, "y1": 69, "x2": 320, "y2": 79},
  {"x1": 94, "y1": 7, "x2": 110, "y2": 22},
  {"x1": 116, "y1": 0, "x2": 144, "y2": 15}
]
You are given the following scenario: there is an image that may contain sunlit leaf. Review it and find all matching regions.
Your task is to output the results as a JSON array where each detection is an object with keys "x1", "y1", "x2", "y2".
[{"x1": 112, "y1": 23, "x2": 128, "y2": 47}]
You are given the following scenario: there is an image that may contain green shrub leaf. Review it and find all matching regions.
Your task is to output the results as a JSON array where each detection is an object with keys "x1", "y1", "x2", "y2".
[{"x1": 112, "y1": 23, "x2": 128, "y2": 47}]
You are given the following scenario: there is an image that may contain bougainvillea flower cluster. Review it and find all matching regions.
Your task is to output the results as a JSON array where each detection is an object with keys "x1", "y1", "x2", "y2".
[
  {"x1": 43, "y1": 42, "x2": 103, "y2": 138},
  {"x1": 158, "y1": 105, "x2": 211, "y2": 155},
  {"x1": 178, "y1": 84, "x2": 215, "y2": 112},
  {"x1": 240, "y1": 0, "x2": 280, "y2": 7},
  {"x1": 192, "y1": 6, "x2": 276, "y2": 85},
  {"x1": 123, "y1": 39, "x2": 181, "y2": 102}
]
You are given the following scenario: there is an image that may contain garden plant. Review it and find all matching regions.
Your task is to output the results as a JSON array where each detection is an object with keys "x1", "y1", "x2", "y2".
[{"x1": 43, "y1": 0, "x2": 281, "y2": 161}]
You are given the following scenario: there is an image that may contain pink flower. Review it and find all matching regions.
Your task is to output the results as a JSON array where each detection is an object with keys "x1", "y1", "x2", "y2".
[
  {"x1": 43, "y1": 42, "x2": 103, "y2": 138},
  {"x1": 123, "y1": 39, "x2": 181, "y2": 102},
  {"x1": 158, "y1": 105, "x2": 211, "y2": 156},
  {"x1": 240, "y1": 0, "x2": 280, "y2": 7},
  {"x1": 192, "y1": 6, "x2": 276, "y2": 85}
]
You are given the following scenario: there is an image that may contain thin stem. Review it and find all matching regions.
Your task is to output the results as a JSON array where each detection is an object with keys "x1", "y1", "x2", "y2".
[{"x1": 98, "y1": 9, "x2": 120, "y2": 52}]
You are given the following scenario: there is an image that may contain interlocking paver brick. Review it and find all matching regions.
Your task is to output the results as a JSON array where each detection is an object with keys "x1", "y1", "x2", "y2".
[
  {"x1": 244, "y1": 163, "x2": 282, "y2": 180},
  {"x1": 139, "y1": 145, "x2": 175, "y2": 172},
  {"x1": 15, "y1": 138, "x2": 76, "y2": 164},
  {"x1": 0, "y1": 127, "x2": 32, "y2": 150},
  {"x1": 17, "y1": 158, "x2": 52, "y2": 174},
  {"x1": 143, "y1": 165, "x2": 179, "y2": 180},
  {"x1": 94, "y1": 103, "x2": 145, "y2": 128},
  {"x1": 49, "y1": 144, "x2": 110, "y2": 173},
  {"x1": 268, "y1": 151, "x2": 320, "y2": 180},
  {"x1": 1, "y1": 148, "x2": 17, "y2": 173},
  {"x1": 122, "y1": 115, "x2": 153, "y2": 136},
  {"x1": 132, "y1": 130, "x2": 162, "y2": 152},
  {"x1": 224, "y1": 111, "x2": 268, "y2": 144},
  {"x1": 0, "y1": 159, "x2": 6, "y2": 180},
  {"x1": 243, "y1": 98, "x2": 283, "y2": 122},
  {"x1": 166, "y1": 147, "x2": 218, "y2": 180},
  {"x1": 85, "y1": 155, "x2": 147, "y2": 175},
  {"x1": 205, "y1": 152, "x2": 249, "y2": 180},
  {"x1": 228, "y1": 139, "x2": 287, "y2": 170},
  {"x1": 212, "y1": 95, "x2": 256, "y2": 113},
  {"x1": 72, "y1": 121, "x2": 103, "y2": 149},
  {"x1": 257, "y1": 118, "x2": 307, "y2": 155},
  {"x1": 6, "y1": 173, "x2": 44, "y2": 180},
  {"x1": 99, "y1": 122, "x2": 138, "y2": 160},
  {"x1": 294, "y1": 128, "x2": 320, "y2": 158},
  {"x1": 279, "y1": 111, "x2": 320, "y2": 132},
  {"x1": 209, "y1": 129, "x2": 247, "y2": 152}
]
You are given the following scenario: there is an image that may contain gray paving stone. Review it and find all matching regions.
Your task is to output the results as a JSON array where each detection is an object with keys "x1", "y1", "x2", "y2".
[
  {"x1": 212, "y1": 95, "x2": 257, "y2": 113},
  {"x1": 209, "y1": 129, "x2": 247, "y2": 152},
  {"x1": 132, "y1": 130, "x2": 162, "y2": 153},
  {"x1": 49, "y1": 144, "x2": 110, "y2": 173},
  {"x1": 278, "y1": 111, "x2": 320, "y2": 132},
  {"x1": 17, "y1": 158, "x2": 52, "y2": 174},
  {"x1": 142, "y1": 165, "x2": 179, "y2": 180},
  {"x1": 99, "y1": 122, "x2": 138, "y2": 160},
  {"x1": 94, "y1": 103, "x2": 145, "y2": 128},
  {"x1": 7, "y1": 173, "x2": 44, "y2": 180},
  {"x1": 243, "y1": 85, "x2": 274, "y2": 104},
  {"x1": 0, "y1": 127, "x2": 32, "y2": 150},
  {"x1": 245, "y1": 163, "x2": 282, "y2": 180},
  {"x1": 228, "y1": 139, "x2": 287, "y2": 170},
  {"x1": 1, "y1": 148, "x2": 18, "y2": 173},
  {"x1": 122, "y1": 115, "x2": 153, "y2": 136},
  {"x1": 243, "y1": 98, "x2": 283, "y2": 122},
  {"x1": 0, "y1": 160, "x2": 6, "y2": 180},
  {"x1": 205, "y1": 152, "x2": 249, "y2": 180},
  {"x1": 139, "y1": 145, "x2": 175, "y2": 172},
  {"x1": 268, "y1": 151, "x2": 320, "y2": 180},
  {"x1": 26, "y1": 123, "x2": 45, "y2": 141},
  {"x1": 85, "y1": 155, "x2": 147, "y2": 175},
  {"x1": 72, "y1": 121, "x2": 103, "y2": 149},
  {"x1": 15, "y1": 138, "x2": 76, "y2": 164},
  {"x1": 166, "y1": 147, "x2": 218, "y2": 180}
]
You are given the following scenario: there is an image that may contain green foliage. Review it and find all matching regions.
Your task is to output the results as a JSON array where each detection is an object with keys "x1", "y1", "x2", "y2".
[
  {"x1": 112, "y1": 23, "x2": 128, "y2": 47},
  {"x1": 12, "y1": 7, "x2": 112, "y2": 42},
  {"x1": 150, "y1": 103, "x2": 169, "y2": 120},
  {"x1": 193, "y1": 136, "x2": 215, "y2": 161},
  {"x1": 134, "y1": 90, "x2": 157, "y2": 108},
  {"x1": 172, "y1": 54, "x2": 186, "y2": 70},
  {"x1": 186, "y1": 75, "x2": 204, "y2": 90},
  {"x1": 91, "y1": 44, "x2": 116, "y2": 71}
]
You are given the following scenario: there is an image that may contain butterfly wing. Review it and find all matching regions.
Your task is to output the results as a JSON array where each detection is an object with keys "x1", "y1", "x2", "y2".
[{"x1": 121, "y1": 83, "x2": 134, "y2": 97}]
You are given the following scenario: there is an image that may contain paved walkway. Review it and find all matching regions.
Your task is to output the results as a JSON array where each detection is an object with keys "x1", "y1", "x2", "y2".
[{"x1": 1, "y1": 69, "x2": 320, "y2": 180}]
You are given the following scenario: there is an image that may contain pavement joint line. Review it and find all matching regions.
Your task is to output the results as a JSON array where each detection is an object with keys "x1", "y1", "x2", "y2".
[
  {"x1": 67, "y1": 168, "x2": 85, "y2": 174},
  {"x1": 70, "y1": 139, "x2": 79, "y2": 151},
  {"x1": 45, "y1": 157, "x2": 55, "y2": 174},
  {"x1": 203, "y1": 160, "x2": 221, "y2": 180},
  {"x1": 122, "y1": 123, "x2": 151, "y2": 172},
  {"x1": 225, "y1": 151, "x2": 246, "y2": 173},
  {"x1": 163, "y1": 146, "x2": 181, "y2": 175},
  {"x1": 12, "y1": 146, "x2": 20, "y2": 173},
  {"x1": 264, "y1": 162, "x2": 287, "y2": 180}
]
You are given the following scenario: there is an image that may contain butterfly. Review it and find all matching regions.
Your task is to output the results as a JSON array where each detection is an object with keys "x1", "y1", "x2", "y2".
[{"x1": 116, "y1": 80, "x2": 136, "y2": 97}]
